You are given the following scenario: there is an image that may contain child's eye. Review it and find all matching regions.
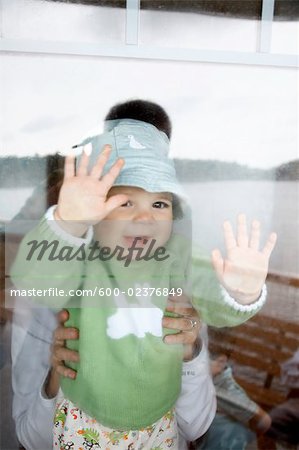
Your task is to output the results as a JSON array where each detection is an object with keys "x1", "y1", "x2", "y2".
[
  {"x1": 153, "y1": 201, "x2": 171, "y2": 209},
  {"x1": 120, "y1": 200, "x2": 133, "y2": 207}
]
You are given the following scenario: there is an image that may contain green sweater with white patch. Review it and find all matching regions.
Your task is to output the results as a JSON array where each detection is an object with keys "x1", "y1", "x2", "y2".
[{"x1": 11, "y1": 217, "x2": 263, "y2": 429}]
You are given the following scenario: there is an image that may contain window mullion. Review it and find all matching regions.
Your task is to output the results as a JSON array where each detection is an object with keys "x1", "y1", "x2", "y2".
[
  {"x1": 126, "y1": 0, "x2": 140, "y2": 45},
  {"x1": 259, "y1": 0, "x2": 275, "y2": 53}
]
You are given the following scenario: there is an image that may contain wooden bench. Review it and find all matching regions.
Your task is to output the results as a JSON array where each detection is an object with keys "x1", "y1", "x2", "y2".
[
  {"x1": 208, "y1": 313, "x2": 299, "y2": 449},
  {"x1": 209, "y1": 314, "x2": 299, "y2": 409}
]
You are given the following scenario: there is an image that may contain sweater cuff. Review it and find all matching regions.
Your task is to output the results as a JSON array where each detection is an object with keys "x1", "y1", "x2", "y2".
[
  {"x1": 45, "y1": 205, "x2": 93, "y2": 247},
  {"x1": 220, "y1": 284, "x2": 267, "y2": 313}
]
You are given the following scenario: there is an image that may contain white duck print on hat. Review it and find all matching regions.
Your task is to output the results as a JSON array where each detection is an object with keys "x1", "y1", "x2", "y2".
[{"x1": 128, "y1": 134, "x2": 146, "y2": 149}]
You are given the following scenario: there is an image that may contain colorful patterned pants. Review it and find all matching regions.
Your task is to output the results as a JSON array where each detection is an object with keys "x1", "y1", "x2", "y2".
[{"x1": 53, "y1": 396, "x2": 178, "y2": 450}]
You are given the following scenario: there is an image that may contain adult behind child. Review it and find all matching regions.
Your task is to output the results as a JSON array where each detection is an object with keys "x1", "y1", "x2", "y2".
[
  {"x1": 11, "y1": 100, "x2": 212, "y2": 450},
  {"x1": 11, "y1": 118, "x2": 276, "y2": 448}
]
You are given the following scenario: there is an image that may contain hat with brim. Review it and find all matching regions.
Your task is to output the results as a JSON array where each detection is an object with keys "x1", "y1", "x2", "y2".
[{"x1": 77, "y1": 118, "x2": 188, "y2": 205}]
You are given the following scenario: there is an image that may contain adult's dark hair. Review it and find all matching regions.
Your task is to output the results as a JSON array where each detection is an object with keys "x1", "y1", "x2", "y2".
[{"x1": 105, "y1": 99, "x2": 172, "y2": 139}]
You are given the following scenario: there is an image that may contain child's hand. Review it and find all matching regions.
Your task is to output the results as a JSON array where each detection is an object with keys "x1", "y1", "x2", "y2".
[
  {"x1": 211, "y1": 214, "x2": 277, "y2": 305},
  {"x1": 55, "y1": 145, "x2": 128, "y2": 236}
]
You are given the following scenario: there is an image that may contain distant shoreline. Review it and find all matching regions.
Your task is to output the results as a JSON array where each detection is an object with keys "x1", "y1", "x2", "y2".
[{"x1": 0, "y1": 155, "x2": 298, "y2": 187}]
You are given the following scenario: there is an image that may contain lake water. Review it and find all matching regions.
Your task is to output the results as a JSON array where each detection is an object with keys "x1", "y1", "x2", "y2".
[
  {"x1": 1, "y1": 181, "x2": 298, "y2": 275},
  {"x1": 182, "y1": 181, "x2": 299, "y2": 276},
  {"x1": 0, "y1": 187, "x2": 35, "y2": 221}
]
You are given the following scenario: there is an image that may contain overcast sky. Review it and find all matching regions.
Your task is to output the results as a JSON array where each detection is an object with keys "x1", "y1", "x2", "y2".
[{"x1": 1, "y1": 1, "x2": 298, "y2": 168}]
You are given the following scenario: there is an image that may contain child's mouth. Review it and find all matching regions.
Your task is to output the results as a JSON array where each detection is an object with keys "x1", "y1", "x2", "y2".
[{"x1": 123, "y1": 236, "x2": 151, "y2": 248}]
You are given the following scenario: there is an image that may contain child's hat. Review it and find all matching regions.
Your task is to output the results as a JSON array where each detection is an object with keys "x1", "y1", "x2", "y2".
[{"x1": 77, "y1": 118, "x2": 187, "y2": 203}]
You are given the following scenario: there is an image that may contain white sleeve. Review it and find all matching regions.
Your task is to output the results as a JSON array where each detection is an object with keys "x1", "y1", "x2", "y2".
[
  {"x1": 176, "y1": 341, "x2": 216, "y2": 443},
  {"x1": 11, "y1": 304, "x2": 57, "y2": 450},
  {"x1": 45, "y1": 205, "x2": 93, "y2": 245}
]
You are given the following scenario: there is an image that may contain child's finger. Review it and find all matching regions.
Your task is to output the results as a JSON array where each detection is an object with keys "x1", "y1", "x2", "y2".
[
  {"x1": 104, "y1": 194, "x2": 129, "y2": 216},
  {"x1": 237, "y1": 213, "x2": 248, "y2": 248},
  {"x1": 223, "y1": 221, "x2": 237, "y2": 252},
  {"x1": 64, "y1": 155, "x2": 75, "y2": 179},
  {"x1": 90, "y1": 144, "x2": 112, "y2": 179},
  {"x1": 76, "y1": 145, "x2": 90, "y2": 176},
  {"x1": 100, "y1": 158, "x2": 125, "y2": 192},
  {"x1": 262, "y1": 232, "x2": 277, "y2": 258},
  {"x1": 249, "y1": 220, "x2": 260, "y2": 250},
  {"x1": 211, "y1": 248, "x2": 224, "y2": 277}
]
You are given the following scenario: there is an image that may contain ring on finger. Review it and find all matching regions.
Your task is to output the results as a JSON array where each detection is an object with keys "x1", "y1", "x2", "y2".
[{"x1": 188, "y1": 318, "x2": 198, "y2": 329}]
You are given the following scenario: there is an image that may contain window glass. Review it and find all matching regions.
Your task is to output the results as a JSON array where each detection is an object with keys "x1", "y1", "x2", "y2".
[
  {"x1": 271, "y1": 20, "x2": 298, "y2": 55},
  {"x1": 1, "y1": 0, "x2": 126, "y2": 44},
  {"x1": 1, "y1": 5, "x2": 298, "y2": 449},
  {"x1": 139, "y1": 4, "x2": 261, "y2": 52},
  {"x1": 1, "y1": 54, "x2": 297, "y2": 275}
]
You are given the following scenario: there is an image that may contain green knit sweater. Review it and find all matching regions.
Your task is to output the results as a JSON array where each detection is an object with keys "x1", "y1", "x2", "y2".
[{"x1": 11, "y1": 217, "x2": 262, "y2": 429}]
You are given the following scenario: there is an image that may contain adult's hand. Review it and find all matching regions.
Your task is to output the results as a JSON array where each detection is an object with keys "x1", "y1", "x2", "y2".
[
  {"x1": 162, "y1": 293, "x2": 201, "y2": 361},
  {"x1": 44, "y1": 309, "x2": 79, "y2": 398}
]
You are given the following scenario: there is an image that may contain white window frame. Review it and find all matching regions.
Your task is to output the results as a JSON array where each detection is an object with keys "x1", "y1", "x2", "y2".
[{"x1": 0, "y1": 0, "x2": 298, "y2": 68}]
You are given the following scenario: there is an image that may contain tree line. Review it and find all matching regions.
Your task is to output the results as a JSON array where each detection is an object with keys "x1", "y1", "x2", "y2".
[{"x1": 0, "y1": 154, "x2": 298, "y2": 188}]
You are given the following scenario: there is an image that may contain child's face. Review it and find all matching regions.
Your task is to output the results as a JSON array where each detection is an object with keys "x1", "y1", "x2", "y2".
[{"x1": 94, "y1": 186, "x2": 173, "y2": 255}]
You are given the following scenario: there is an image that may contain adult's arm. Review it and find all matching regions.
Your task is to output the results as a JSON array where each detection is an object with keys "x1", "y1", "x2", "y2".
[
  {"x1": 176, "y1": 341, "x2": 216, "y2": 444},
  {"x1": 11, "y1": 305, "x2": 57, "y2": 450}
]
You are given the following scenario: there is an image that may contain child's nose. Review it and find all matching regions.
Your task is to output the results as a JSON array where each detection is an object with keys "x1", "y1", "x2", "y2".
[{"x1": 133, "y1": 209, "x2": 154, "y2": 223}]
